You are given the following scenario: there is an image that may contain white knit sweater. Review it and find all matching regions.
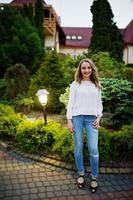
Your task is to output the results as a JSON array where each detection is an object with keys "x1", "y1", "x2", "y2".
[{"x1": 66, "y1": 81, "x2": 103, "y2": 119}]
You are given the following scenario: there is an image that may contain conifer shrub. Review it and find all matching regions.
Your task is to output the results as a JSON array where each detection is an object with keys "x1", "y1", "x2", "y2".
[{"x1": 0, "y1": 104, "x2": 23, "y2": 138}]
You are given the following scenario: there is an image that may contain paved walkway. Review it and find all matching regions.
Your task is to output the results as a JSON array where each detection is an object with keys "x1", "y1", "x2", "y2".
[{"x1": 0, "y1": 143, "x2": 133, "y2": 200}]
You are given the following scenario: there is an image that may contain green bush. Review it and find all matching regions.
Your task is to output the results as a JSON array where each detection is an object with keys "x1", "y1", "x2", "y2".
[
  {"x1": 126, "y1": 63, "x2": 133, "y2": 68},
  {"x1": 4, "y1": 63, "x2": 29, "y2": 99},
  {"x1": 0, "y1": 79, "x2": 7, "y2": 99},
  {"x1": 123, "y1": 67, "x2": 133, "y2": 82},
  {"x1": 98, "y1": 127, "x2": 110, "y2": 161},
  {"x1": 0, "y1": 103, "x2": 15, "y2": 115},
  {"x1": 110, "y1": 124, "x2": 133, "y2": 161},
  {"x1": 1, "y1": 104, "x2": 132, "y2": 162},
  {"x1": 13, "y1": 95, "x2": 34, "y2": 113},
  {"x1": 91, "y1": 52, "x2": 125, "y2": 78},
  {"x1": 0, "y1": 104, "x2": 23, "y2": 138},
  {"x1": 52, "y1": 128, "x2": 74, "y2": 162},
  {"x1": 16, "y1": 119, "x2": 61, "y2": 152}
]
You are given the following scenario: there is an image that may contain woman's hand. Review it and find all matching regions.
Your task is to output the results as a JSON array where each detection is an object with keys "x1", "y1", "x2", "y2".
[
  {"x1": 93, "y1": 116, "x2": 101, "y2": 128},
  {"x1": 67, "y1": 120, "x2": 74, "y2": 133}
]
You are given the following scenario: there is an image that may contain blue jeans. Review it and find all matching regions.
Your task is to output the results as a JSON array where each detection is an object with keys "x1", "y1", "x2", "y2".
[{"x1": 72, "y1": 115, "x2": 99, "y2": 178}]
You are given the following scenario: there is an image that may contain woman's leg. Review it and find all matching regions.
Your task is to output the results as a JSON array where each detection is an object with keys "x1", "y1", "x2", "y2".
[
  {"x1": 84, "y1": 115, "x2": 99, "y2": 178},
  {"x1": 72, "y1": 115, "x2": 84, "y2": 176}
]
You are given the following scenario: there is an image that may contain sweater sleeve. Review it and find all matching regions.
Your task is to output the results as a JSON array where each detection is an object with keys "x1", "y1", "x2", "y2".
[
  {"x1": 97, "y1": 89, "x2": 103, "y2": 117},
  {"x1": 66, "y1": 81, "x2": 77, "y2": 120}
]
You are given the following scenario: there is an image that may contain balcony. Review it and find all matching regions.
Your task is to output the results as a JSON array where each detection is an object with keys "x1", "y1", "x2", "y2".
[{"x1": 44, "y1": 18, "x2": 56, "y2": 35}]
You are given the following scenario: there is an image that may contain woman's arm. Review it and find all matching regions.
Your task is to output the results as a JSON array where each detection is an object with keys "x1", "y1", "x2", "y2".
[
  {"x1": 66, "y1": 82, "x2": 76, "y2": 132},
  {"x1": 93, "y1": 89, "x2": 103, "y2": 128}
]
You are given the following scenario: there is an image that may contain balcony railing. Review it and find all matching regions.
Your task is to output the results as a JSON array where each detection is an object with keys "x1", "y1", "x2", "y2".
[{"x1": 44, "y1": 18, "x2": 56, "y2": 35}]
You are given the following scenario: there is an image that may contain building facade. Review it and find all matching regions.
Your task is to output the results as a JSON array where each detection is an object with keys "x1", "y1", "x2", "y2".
[{"x1": 0, "y1": 0, "x2": 133, "y2": 63}]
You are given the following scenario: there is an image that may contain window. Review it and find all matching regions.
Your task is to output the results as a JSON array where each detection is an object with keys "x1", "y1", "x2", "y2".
[
  {"x1": 77, "y1": 36, "x2": 82, "y2": 40},
  {"x1": 71, "y1": 35, "x2": 76, "y2": 40},
  {"x1": 66, "y1": 35, "x2": 71, "y2": 39}
]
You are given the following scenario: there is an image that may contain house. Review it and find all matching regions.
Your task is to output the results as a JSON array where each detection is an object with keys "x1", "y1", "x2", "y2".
[
  {"x1": 2, "y1": 0, "x2": 65, "y2": 52},
  {"x1": 60, "y1": 27, "x2": 92, "y2": 58},
  {"x1": 123, "y1": 19, "x2": 133, "y2": 64},
  {"x1": 0, "y1": 0, "x2": 132, "y2": 63},
  {"x1": 60, "y1": 20, "x2": 133, "y2": 64}
]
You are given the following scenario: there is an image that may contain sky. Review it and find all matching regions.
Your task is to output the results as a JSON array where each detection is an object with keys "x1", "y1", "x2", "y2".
[{"x1": 0, "y1": 0, "x2": 133, "y2": 28}]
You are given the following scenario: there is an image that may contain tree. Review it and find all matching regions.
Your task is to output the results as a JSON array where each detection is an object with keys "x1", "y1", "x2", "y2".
[
  {"x1": 21, "y1": 4, "x2": 34, "y2": 25},
  {"x1": 90, "y1": 0, "x2": 124, "y2": 62},
  {"x1": 4, "y1": 63, "x2": 30, "y2": 99},
  {"x1": 0, "y1": 6, "x2": 42, "y2": 77},
  {"x1": 35, "y1": 0, "x2": 44, "y2": 46},
  {"x1": 29, "y1": 50, "x2": 67, "y2": 113}
]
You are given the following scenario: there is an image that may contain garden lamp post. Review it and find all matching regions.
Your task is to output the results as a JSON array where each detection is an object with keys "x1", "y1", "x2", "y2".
[{"x1": 36, "y1": 89, "x2": 49, "y2": 125}]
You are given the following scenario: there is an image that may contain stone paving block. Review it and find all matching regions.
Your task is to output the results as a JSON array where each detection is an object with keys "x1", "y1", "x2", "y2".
[
  {"x1": 35, "y1": 181, "x2": 43, "y2": 187},
  {"x1": 119, "y1": 168, "x2": 127, "y2": 173},
  {"x1": 106, "y1": 167, "x2": 113, "y2": 173},
  {"x1": 54, "y1": 191, "x2": 63, "y2": 197},
  {"x1": 47, "y1": 191, "x2": 56, "y2": 198},
  {"x1": 29, "y1": 193, "x2": 38, "y2": 200},
  {"x1": 32, "y1": 177, "x2": 40, "y2": 182},
  {"x1": 0, "y1": 191, "x2": 4, "y2": 198},
  {"x1": 38, "y1": 186, "x2": 45, "y2": 193},
  {"x1": 50, "y1": 180, "x2": 60, "y2": 186},
  {"x1": 70, "y1": 190, "x2": 79, "y2": 195},
  {"x1": 42, "y1": 181, "x2": 51, "y2": 186},
  {"x1": 112, "y1": 168, "x2": 120, "y2": 173},
  {"x1": 47, "y1": 176, "x2": 54, "y2": 181},
  {"x1": 12, "y1": 196, "x2": 21, "y2": 200},
  {"x1": 23, "y1": 177, "x2": 34, "y2": 183},
  {"x1": 30, "y1": 187, "x2": 38, "y2": 194},
  {"x1": 38, "y1": 192, "x2": 46, "y2": 198},
  {"x1": 61, "y1": 185, "x2": 71, "y2": 190},
  {"x1": 12, "y1": 183, "x2": 21, "y2": 190},
  {"x1": 99, "y1": 167, "x2": 106, "y2": 173},
  {"x1": 2, "y1": 197, "x2": 13, "y2": 200},
  {"x1": 62, "y1": 190, "x2": 72, "y2": 196},
  {"x1": 21, "y1": 188, "x2": 30, "y2": 194},
  {"x1": 65, "y1": 197, "x2": 76, "y2": 200},
  {"x1": 12, "y1": 189, "x2": 22, "y2": 196},
  {"x1": 53, "y1": 185, "x2": 62, "y2": 191},
  {"x1": 4, "y1": 184, "x2": 13, "y2": 190},
  {"x1": 46, "y1": 186, "x2": 54, "y2": 192},
  {"x1": 100, "y1": 186, "x2": 110, "y2": 193}
]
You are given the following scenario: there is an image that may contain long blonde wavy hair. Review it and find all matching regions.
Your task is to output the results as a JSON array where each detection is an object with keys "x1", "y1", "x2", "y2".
[{"x1": 75, "y1": 58, "x2": 101, "y2": 89}]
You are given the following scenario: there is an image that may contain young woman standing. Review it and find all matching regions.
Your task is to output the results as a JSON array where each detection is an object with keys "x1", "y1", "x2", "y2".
[{"x1": 67, "y1": 58, "x2": 103, "y2": 193}]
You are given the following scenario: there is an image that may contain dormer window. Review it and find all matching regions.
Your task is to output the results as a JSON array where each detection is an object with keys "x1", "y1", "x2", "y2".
[
  {"x1": 71, "y1": 35, "x2": 76, "y2": 40},
  {"x1": 66, "y1": 35, "x2": 83, "y2": 40},
  {"x1": 77, "y1": 36, "x2": 82, "y2": 40},
  {"x1": 66, "y1": 35, "x2": 71, "y2": 39}
]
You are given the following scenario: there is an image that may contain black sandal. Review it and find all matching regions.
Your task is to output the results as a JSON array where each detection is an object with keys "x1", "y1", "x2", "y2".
[
  {"x1": 77, "y1": 175, "x2": 84, "y2": 189},
  {"x1": 90, "y1": 178, "x2": 98, "y2": 193}
]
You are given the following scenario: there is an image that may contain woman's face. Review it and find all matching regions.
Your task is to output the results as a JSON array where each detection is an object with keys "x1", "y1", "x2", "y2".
[{"x1": 80, "y1": 61, "x2": 92, "y2": 80}]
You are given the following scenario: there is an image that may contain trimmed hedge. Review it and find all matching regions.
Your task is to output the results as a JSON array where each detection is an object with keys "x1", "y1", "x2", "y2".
[
  {"x1": 0, "y1": 104, "x2": 133, "y2": 161},
  {"x1": 0, "y1": 104, "x2": 23, "y2": 137}
]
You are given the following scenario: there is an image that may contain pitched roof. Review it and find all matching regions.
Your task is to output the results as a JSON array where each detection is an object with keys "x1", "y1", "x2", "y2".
[
  {"x1": 62, "y1": 20, "x2": 133, "y2": 48},
  {"x1": 123, "y1": 19, "x2": 133, "y2": 45},
  {"x1": 10, "y1": 0, "x2": 37, "y2": 4},
  {"x1": 62, "y1": 27, "x2": 92, "y2": 48},
  {"x1": 10, "y1": 0, "x2": 46, "y2": 5}
]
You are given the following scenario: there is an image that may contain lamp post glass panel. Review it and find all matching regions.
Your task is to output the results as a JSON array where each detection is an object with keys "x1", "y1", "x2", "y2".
[{"x1": 36, "y1": 89, "x2": 49, "y2": 124}]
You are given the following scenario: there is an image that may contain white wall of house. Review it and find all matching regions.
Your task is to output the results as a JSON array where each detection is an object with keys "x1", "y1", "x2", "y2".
[
  {"x1": 45, "y1": 35, "x2": 55, "y2": 48},
  {"x1": 60, "y1": 47, "x2": 88, "y2": 58},
  {"x1": 45, "y1": 31, "x2": 60, "y2": 52},
  {"x1": 123, "y1": 45, "x2": 133, "y2": 64},
  {"x1": 55, "y1": 31, "x2": 59, "y2": 52}
]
